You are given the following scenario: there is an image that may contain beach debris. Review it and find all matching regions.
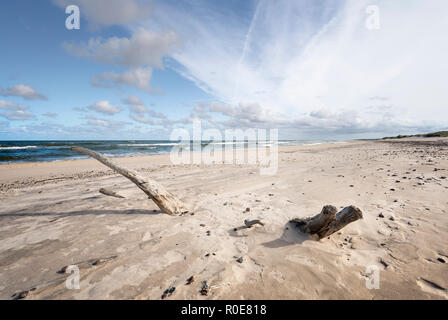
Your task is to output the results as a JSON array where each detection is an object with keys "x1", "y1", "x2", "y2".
[
  {"x1": 186, "y1": 276, "x2": 195, "y2": 285},
  {"x1": 290, "y1": 205, "x2": 363, "y2": 240},
  {"x1": 244, "y1": 219, "x2": 265, "y2": 228},
  {"x1": 161, "y1": 286, "x2": 176, "y2": 299},
  {"x1": 70, "y1": 146, "x2": 188, "y2": 215},
  {"x1": 200, "y1": 281, "x2": 209, "y2": 296},
  {"x1": 99, "y1": 188, "x2": 125, "y2": 198},
  {"x1": 378, "y1": 213, "x2": 385, "y2": 218},
  {"x1": 11, "y1": 290, "x2": 29, "y2": 300},
  {"x1": 209, "y1": 282, "x2": 231, "y2": 290},
  {"x1": 58, "y1": 255, "x2": 118, "y2": 274},
  {"x1": 11, "y1": 275, "x2": 69, "y2": 300},
  {"x1": 236, "y1": 257, "x2": 244, "y2": 263}
]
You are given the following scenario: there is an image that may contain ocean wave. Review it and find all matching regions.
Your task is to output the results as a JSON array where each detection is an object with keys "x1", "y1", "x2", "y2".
[
  {"x1": 118, "y1": 144, "x2": 173, "y2": 147},
  {"x1": 0, "y1": 146, "x2": 38, "y2": 150}
]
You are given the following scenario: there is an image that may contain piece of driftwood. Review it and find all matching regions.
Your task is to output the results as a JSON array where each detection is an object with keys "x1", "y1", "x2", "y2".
[
  {"x1": 244, "y1": 219, "x2": 265, "y2": 228},
  {"x1": 71, "y1": 147, "x2": 188, "y2": 215},
  {"x1": 99, "y1": 188, "x2": 125, "y2": 198},
  {"x1": 290, "y1": 205, "x2": 363, "y2": 240},
  {"x1": 57, "y1": 255, "x2": 118, "y2": 274}
]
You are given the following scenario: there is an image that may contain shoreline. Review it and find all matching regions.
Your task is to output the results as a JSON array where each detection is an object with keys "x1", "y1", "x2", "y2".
[
  {"x1": 0, "y1": 141, "x2": 358, "y2": 188},
  {"x1": 0, "y1": 140, "x2": 350, "y2": 165}
]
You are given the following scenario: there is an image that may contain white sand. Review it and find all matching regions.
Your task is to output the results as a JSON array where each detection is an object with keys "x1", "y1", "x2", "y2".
[{"x1": 0, "y1": 139, "x2": 447, "y2": 299}]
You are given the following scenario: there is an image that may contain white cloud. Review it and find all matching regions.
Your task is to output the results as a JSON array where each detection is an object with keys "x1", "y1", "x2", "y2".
[
  {"x1": 91, "y1": 67, "x2": 157, "y2": 93},
  {"x1": 42, "y1": 112, "x2": 58, "y2": 118},
  {"x1": 0, "y1": 100, "x2": 26, "y2": 110},
  {"x1": 87, "y1": 100, "x2": 122, "y2": 115},
  {"x1": 53, "y1": 0, "x2": 152, "y2": 27},
  {"x1": 84, "y1": 115, "x2": 130, "y2": 129},
  {"x1": 121, "y1": 95, "x2": 167, "y2": 125},
  {"x1": 1, "y1": 110, "x2": 35, "y2": 121},
  {"x1": 64, "y1": 28, "x2": 179, "y2": 68},
  {"x1": 0, "y1": 99, "x2": 35, "y2": 120},
  {"x1": 121, "y1": 95, "x2": 143, "y2": 106},
  {"x1": 0, "y1": 84, "x2": 46, "y2": 100}
]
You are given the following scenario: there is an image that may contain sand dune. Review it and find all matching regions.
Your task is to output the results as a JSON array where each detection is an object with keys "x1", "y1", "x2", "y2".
[{"x1": 0, "y1": 139, "x2": 447, "y2": 299}]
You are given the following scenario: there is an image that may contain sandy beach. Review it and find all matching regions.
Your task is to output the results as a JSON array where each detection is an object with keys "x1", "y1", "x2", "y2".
[{"x1": 0, "y1": 138, "x2": 447, "y2": 300}]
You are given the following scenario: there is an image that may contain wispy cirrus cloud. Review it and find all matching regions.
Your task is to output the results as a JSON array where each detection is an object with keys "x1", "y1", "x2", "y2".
[{"x1": 141, "y1": 0, "x2": 448, "y2": 136}]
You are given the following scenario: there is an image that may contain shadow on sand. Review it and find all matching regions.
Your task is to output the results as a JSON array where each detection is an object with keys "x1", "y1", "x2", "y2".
[
  {"x1": 262, "y1": 221, "x2": 310, "y2": 248},
  {"x1": 0, "y1": 209, "x2": 163, "y2": 219}
]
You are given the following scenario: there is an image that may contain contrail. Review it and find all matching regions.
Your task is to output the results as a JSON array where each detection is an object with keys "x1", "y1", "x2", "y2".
[{"x1": 232, "y1": 0, "x2": 262, "y2": 103}]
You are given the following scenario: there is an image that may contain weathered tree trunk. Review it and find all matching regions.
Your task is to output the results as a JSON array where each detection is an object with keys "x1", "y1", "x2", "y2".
[
  {"x1": 71, "y1": 147, "x2": 188, "y2": 215},
  {"x1": 99, "y1": 188, "x2": 125, "y2": 198},
  {"x1": 291, "y1": 205, "x2": 363, "y2": 240}
]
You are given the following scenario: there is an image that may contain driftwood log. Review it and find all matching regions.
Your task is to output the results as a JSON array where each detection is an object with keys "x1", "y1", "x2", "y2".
[
  {"x1": 99, "y1": 188, "x2": 125, "y2": 198},
  {"x1": 290, "y1": 205, "x2": 363, "y2": 240},
  {"x1": 244, "y1": 219, "x2": 265, "y2": 228},
  {"x1": 71, "y1": 147, "x2": 188, "y2": 215}
]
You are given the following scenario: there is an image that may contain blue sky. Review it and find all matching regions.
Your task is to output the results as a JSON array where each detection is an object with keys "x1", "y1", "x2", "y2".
[{"x1": 1, "y1": 0, "x2": 447, "y2": 140}]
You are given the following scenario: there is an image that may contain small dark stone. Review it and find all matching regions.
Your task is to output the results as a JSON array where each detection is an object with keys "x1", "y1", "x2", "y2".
[
  {"x1": 437, "y1": 258, "x2": 445, "y2": 263},
  {"x1": 378, "y1": 213, "x2": 384, "y2": 218},
  {"x1": 390, "y1": 188, "x2": 395, "y2": 191},
  {"x1": 200, "y1": 281, "x2": 209, "y2": 296},
  {"x1": 236, "y1": 257, "x2": 244, "y2": 263},
  {"x1": 245, "y1": 208, "x2": 250, "y2": 212},
  {"x1": 389, "y1": 216, "x2": 395, "y2": 221},
  {"x1": 200, "y1": 224, "x2": 206, "y2": 227},
  {"x1": 161, "y1": 286, "x2": 176, "y2": 299},
  {"x1": 186, "y1": 276, "x2": 194, "y2": 285}
]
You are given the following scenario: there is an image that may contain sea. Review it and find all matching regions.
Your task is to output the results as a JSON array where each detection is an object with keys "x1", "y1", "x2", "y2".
[{"x1": 0, "y1": 140, "x2": 340, "y2": 163}]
